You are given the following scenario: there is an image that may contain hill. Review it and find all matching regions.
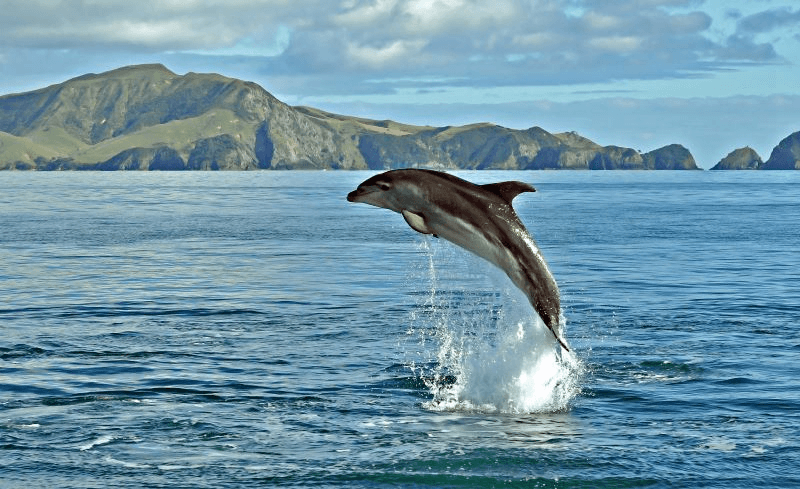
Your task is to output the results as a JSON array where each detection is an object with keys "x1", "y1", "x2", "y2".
[
  {"x1": 0, "y1": 64, "x2": 699, "y2": 171},
  {"x1": 710, "y1": 132, "x2": 800, "y2": 170},
  {"x1": 710, "y1": 147, "x2": 763, "y2": 170}
]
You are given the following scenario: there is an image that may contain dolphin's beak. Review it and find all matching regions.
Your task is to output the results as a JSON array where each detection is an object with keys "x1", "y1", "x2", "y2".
[{"x1": 347, "y1": 186, "x2": 376, "y2": 203}]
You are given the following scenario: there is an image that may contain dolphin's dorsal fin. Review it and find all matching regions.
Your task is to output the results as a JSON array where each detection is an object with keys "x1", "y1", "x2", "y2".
[
  {"x1": 402, "y1": 210, "x2": 432, "y2": 235},
  {"x1": 481, "y1": 181, "x2": 536, "y2": 204}
]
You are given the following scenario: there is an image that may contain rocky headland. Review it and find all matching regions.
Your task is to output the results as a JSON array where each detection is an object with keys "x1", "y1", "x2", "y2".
[{"x1": 0, "y1": 64, "x2": 703, "y2": 171}]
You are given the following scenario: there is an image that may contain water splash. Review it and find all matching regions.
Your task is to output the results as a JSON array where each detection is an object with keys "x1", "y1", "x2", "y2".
[{"x1": 406, "y1": 238, "x2": 581, "y2": 414}]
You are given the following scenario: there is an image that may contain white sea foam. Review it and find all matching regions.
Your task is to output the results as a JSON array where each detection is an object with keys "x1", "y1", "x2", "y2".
[
  {"x1": 103, "y1": 456, "x2": 152, "y2": 469},
  {"x1": 79, "y1": 434, "x2": 114, "y2": 451},
  {"x1": 408, "y1": 238, "x2": 581, "y2": 414}
]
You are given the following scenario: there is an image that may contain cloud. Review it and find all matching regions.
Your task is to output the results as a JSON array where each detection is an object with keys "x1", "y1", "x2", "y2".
[
  {"x1": 716, "y1": 35, "x2": 778, "y2": 62},
  {"x1": 346, "y1": 39, "x2": 429, "y2": 68},
  {"x1": 0, "y1": 0, "x2": 297, "y2": 51},
  {"x1": 287, "y1": 0, "x2": 778, "y2": 92},
  {"x1": 588, "y1": 36, "x2": 643, "y2": 53},
  {"x1": 335, "y1": 0, "x2": 399, "y2": 27},
  {"x1": 0, "y1": 0, "x2": 795, "y2": 98},
  {"x1": 736, "y1": 7, "x2": 800, "y2": 34},
  {"x1": 710, "y1": 6, "x2": 800, "y2": 63}
]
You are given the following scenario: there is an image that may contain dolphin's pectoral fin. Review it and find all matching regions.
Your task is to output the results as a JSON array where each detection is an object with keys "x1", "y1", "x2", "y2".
[
  {"x1": 481, "y1": 181, "x2": 536, "y2": 204},
  {"x1": 401, "y1": 210, "x2": 433, "y2": 235}
]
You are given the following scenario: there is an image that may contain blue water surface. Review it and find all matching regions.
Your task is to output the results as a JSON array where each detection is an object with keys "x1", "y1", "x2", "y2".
[{"x1": 1, "y1": 171, "x2": 798, "y2": 488}]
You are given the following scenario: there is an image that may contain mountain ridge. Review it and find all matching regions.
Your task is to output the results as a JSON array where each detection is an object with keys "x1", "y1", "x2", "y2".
[{"x1": 0, "y1": 64, "x2": 703, "y2": 171}]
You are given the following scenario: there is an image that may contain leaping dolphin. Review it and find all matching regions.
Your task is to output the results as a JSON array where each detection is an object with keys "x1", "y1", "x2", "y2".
[{"x1": 347, "y1": 169, "x2": 568, "y2": 351}]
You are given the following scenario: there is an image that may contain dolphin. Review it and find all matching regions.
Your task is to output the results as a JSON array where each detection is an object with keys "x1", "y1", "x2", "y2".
[{"x1": 347, "y1": 169, "x2": 568, "y2": 351}]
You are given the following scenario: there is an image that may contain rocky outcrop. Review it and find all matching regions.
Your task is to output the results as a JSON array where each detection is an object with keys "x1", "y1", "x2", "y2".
[
  {"x1": 641, "y1": 144, "x2": 697, "y2": 170},
  {"x1": 711, "y1": 133, "x2": 800, "y2": 170},
  {"x1": 710, "y1": 147, "x2": 763, "y2": 170},
  {"x1": 761, "y1": 132, "x2": 800, "y2": 170},
  {"x1": 0, "y1": 64, "x2": 700, "y2": 171},
  {"x1": 187, "y1": 134, "x2": 262, "y2": 170}
]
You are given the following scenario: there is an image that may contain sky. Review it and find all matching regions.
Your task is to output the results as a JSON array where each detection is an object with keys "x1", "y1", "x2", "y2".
[{"x1": 1, "y1": 0, "x2": 799, "y2": 168}]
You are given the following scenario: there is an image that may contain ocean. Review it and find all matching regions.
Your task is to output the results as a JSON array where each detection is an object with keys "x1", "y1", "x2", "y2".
[{"x1": 1, "y1": 170, "x2": 798, "y2": 488}]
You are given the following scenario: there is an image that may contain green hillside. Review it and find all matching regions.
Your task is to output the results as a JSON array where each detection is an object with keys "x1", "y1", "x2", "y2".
[
  {"x1": 0, "y1": 131, "x2": 60, "y2": 170},
  {"x1": 0, "y1": 64, "x2": 704, "y2": 171}
]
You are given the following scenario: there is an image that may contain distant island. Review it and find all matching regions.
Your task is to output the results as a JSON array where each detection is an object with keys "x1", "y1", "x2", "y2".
[
  {"x1": 0, "y1": 64, "x2": 795, "y2": 171},
  {"x1": 710, "y1": 133, "x2": 800, "y2": 170}
]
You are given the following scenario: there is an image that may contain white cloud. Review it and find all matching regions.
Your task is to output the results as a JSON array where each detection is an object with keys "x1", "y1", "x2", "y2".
[
  {"x1": 588, "y1": 36, "x2": 643, "y2": 53},
  {"x1": 102, "y1": 20, "x2": 224, "y2": 49},
  {"x1": 0, "y1": 0, "x2": 797, "y2": 97},
  {"x1": 0, "y1": 0, "x2": 297, "y2": 51},
  {"x1": 335, "y1": 0, "x2": 399, "y2": 27},
  {"x1": 582, "y1": 12, "x2": 623, "y2": 31},
  {"x1": 401, "y1": 0, "x2": 517, "y2": 33},
  {"x1": 346, "y1": 39, "x2": 428, "y2": 68}
]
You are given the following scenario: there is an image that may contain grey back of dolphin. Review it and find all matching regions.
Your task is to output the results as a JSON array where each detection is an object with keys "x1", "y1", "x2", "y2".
[{"x1": 347, "y1": 169, "x2": 568, "y2": 351}]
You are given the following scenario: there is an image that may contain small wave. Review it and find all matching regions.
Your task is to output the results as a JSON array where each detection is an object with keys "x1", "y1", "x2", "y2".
[
  {"x1": 0, "y1": 344, "x2": 50, "y2": 360},
  {"x1": 0, "y1": 303, "x2": 264, "y2": 320},
  {"x1": 633, "y1": 360, "x2": 704, "y2": 384},
  {"x1": 715, "y1": 377, "x2": 762, "y2": 386},
  {"x1": 156, "y1": 463, "x2": 206, "y2": 471}
]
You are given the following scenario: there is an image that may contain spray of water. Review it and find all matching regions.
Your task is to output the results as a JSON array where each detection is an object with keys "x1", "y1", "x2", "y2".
[{"x1": 406, "y1": 238, "x2": 581, "y2": 414}]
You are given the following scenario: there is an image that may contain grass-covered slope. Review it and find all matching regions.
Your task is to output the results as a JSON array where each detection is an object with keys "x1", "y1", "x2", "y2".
[{"x1": 1, "y1": 64, "x2": 701, "y2": 170}]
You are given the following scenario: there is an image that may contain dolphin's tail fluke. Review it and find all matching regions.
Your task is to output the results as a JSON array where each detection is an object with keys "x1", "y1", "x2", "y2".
[{"x1": 547, "y1": 324, "x2": 570, "y2": 352}]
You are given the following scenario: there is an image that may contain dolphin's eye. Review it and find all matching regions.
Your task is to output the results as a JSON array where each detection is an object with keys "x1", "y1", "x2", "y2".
[{"x1": 376, "y1": 181, "x2": 392, "y2": 191}]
